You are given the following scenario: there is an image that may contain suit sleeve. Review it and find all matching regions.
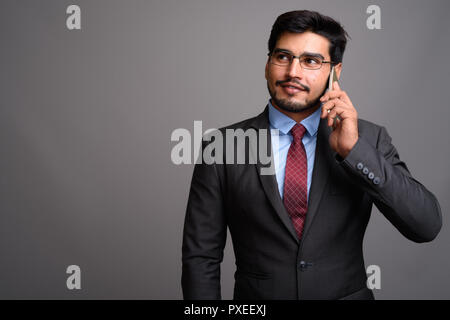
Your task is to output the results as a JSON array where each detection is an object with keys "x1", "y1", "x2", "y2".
[
  {"x1": 181, "y1": 140, "x2": 227, "y2": 299},
  {"x1": 336, "y1": 126, "x2": 442, "y2": 243}
]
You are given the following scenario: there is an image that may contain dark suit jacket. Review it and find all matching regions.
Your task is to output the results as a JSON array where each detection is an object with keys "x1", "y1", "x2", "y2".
[{"x1": 181, "y1": 105, "x2": 442, "y2": 300}]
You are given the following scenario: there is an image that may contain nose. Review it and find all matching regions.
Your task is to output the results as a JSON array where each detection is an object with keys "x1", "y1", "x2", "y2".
[{"x1": 287, "y1": 58, "x2": 305, "y2": 79}]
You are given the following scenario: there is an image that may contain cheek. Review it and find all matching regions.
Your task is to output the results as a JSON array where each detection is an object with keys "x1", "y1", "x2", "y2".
[
  {"x1": 267, "y1": 67, "x2": 284, "y2": 82},
  {"x1": 267, "y1": 73, "x2": 279, "y2": 90},
  {"x1": 308, "y1": 73, "x2": 327, "y2": 91},
  {"x1": 308, "y1": 73, "x2": 320, "y2": 84}
]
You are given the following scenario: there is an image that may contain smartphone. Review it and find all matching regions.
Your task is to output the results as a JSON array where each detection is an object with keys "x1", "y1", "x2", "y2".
[
  {"x1": 326, "y1": 66, "x2": 341, "y2": 125},
  {"x1": 328, "y1": 66, "x2": 339, "y2": 91}
]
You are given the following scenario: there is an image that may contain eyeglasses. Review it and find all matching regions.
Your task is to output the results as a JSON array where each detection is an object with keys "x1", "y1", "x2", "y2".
[{"x1": 268, "y1": 50, "x2": 335, "y2": 70}]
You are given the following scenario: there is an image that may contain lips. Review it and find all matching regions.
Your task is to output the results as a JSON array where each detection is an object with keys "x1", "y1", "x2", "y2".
[
  {"x1": 281, "y1": 82, "x2": 306, "y2": 95},
  {"x1": 281, "y1": 82, "x2": 305, "y2": 90}
]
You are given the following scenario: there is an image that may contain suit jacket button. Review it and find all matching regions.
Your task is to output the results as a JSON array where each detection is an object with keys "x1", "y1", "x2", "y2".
[
  {"x1": 299, "y1": 261, "x2": 313, "y2": 271},
  {"x1": 362, "y1": 167, "x2": 369, "y2": 175},
  {"x1": 357, "y1": 162, "x2": 364, "y2": 170},
  {"x1": 373, "y1": 177, "x2": 381, "y2": 185},
  {"x1": 368, "y1": 172, "x2": 374, "y2": 180}
]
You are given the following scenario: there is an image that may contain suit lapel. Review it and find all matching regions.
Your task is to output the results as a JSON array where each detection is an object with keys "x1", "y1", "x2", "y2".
[
  {"x1": 250, "y1": 105, "x2": 334, "y2": 245},
  {"x1": 249, "y1": 106, "x2": 300, "y2": 244},
  {"x1": 300, "y1": 117, "x2": 334, "y2": 242}
]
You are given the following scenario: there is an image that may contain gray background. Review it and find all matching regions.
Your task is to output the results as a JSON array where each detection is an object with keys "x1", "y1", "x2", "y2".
[{"x1": 0, "y1": 0, "x2": 449, "y2": 299}]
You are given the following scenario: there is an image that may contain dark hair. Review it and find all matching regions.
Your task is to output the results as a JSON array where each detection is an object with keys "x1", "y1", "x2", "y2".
[{"x1": 268, "y1": 10, "x2": 350, "y2": 64}]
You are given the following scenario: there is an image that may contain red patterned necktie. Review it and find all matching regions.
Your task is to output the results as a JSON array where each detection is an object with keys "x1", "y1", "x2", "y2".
[{"x1": 283, "y1": 123, "x2": 308, "y2": 240}]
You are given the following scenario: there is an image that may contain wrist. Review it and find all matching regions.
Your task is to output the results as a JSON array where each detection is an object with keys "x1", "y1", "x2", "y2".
[{"x1": 339, "y1": 137, "x2": 358, "y2": 159}]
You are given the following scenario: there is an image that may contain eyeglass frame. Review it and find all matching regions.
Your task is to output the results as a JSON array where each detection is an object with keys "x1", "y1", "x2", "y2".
[{"x1": 267, "y1": 49, "x2": 336, "y2": 70}]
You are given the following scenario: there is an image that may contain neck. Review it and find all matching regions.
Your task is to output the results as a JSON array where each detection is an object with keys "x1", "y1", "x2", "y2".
[{"x1": 271, "y1": 100, "x2": 320, "y2": 123}]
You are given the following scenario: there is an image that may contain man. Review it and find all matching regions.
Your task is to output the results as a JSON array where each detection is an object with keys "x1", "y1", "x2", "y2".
[{"x1": 181, "y1": 10, "x2": 442, "y2": 300}]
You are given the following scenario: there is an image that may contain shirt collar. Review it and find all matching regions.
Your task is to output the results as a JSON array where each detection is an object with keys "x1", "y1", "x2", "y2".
[{"x1": 268, "y1": 99, "x2": 321, "y2": 137}]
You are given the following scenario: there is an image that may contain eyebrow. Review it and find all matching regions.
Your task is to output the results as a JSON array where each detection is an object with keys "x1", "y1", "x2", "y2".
[{"x1": 273, "y1": 48, "x2": 326, "y2": 61}]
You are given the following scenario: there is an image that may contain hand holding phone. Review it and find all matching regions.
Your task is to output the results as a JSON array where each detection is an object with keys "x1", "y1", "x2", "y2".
[{"x1": 320, "y1": 65, "x2": 359, "y2": 158}]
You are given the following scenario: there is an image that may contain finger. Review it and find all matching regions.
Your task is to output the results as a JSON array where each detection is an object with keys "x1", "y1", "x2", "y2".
[
  {"x1": 320, "y1": 94, "x2": 328, "y2": 103},
  {"x1": 324, "y1": 90, "x2": 352, "y2": 108},
  {"x1": 321, "y1": 99, "x2": 335, "y2": 118},
  {"x1": 326, "y1": 101, "x2": 348, "y2": 126},
  {"x1": 322, "y1": 87, "x2": 347, "y2": 100},
  {"x1": 320, "y1": 84, "x2": 338, "y2": 102},
  {"x1": 332, "y1": 117, "x2": 342, "y2": 130},
  {"x1": 328, "y1": 107, "x2": 342, "y2": 127},
  {"x1": 324, "y1": 90, "x2": 341, "y2": 99},
  {"x1": 320, "y1": 80, "x2": 344, "y2": 103},
  {"x1": 328, "y1": 107, "x2": 340, "y2": 127},
  {"x1": 321, "y1": 98, "x2": 343, "y2": 118},
  {"x1": 328, "y1": 105, "x2": 349, "y2": 127}
]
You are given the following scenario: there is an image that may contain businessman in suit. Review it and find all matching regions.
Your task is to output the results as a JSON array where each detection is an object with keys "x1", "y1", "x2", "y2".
[{"x1": 181, "y1": 10, "x2": 442, "y2": 300}]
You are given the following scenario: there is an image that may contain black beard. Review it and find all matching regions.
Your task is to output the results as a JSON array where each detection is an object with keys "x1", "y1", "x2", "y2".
[{"x1": 267, "y1": 82, "x2": 327, "y2": 113}]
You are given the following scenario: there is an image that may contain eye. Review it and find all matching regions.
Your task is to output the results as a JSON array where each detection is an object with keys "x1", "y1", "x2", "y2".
[
  {"x1": 275, "y1": 53, "x2": 290, "y2": 61},
  {"x1": 304, "y1": 57, "x2": 320, "y2": 65}
]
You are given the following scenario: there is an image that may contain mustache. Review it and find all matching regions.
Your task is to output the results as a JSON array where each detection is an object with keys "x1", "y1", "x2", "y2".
[{"x1": 276, "y1": 79, "x2": 310, "y2": 92}]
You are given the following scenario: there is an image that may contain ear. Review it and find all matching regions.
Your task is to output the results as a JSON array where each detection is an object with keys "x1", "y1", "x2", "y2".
[
  {"x1": 265, "y1": 60, "x2": 269, "y2": 80},
  {"x1": 334, "y1": 62, "x2": 343, "y2": 80}
]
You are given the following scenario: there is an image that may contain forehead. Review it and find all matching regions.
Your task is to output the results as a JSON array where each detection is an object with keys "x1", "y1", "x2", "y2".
[{"x1": 275, "y1": 31, "x2": 330, "y2": 59}]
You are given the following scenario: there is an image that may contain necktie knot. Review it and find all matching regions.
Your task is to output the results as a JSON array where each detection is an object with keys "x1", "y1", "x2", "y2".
[{"x1": 291, "y1": 123, "x2": 306, "y2": 142}]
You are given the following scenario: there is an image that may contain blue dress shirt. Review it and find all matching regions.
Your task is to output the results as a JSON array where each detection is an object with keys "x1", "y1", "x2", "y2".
[{"x1": 268, "y1": 100, "x2": 321, "y2": 202}]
